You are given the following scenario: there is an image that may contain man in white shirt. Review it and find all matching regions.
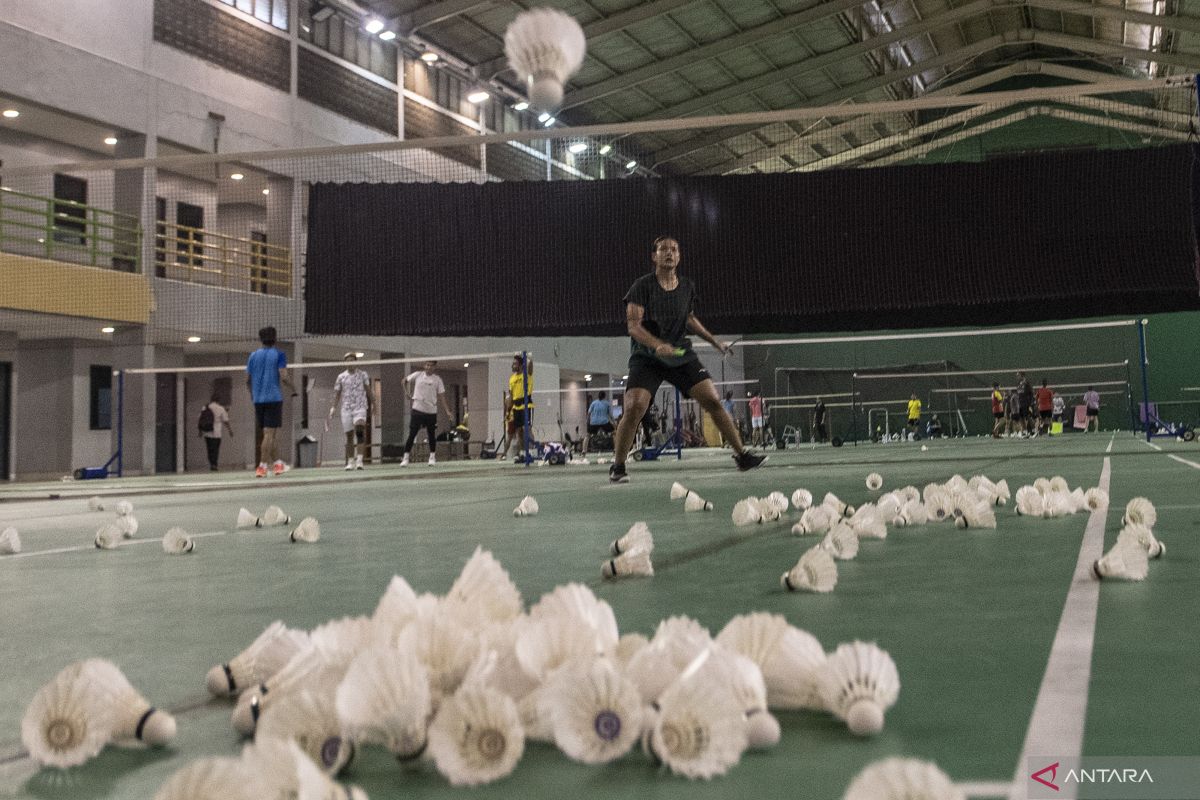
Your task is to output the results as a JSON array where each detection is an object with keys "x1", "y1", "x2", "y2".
[
  {"x1": 328, "y1": 353, "x2": 372, "y2": 470},
  {"x1": 201, "y1": 393, "x2": 233, "y2": 471},
  {"x1": 402, "y1": 360, "x2": 454, "y2": 466},
  {"x1": 1083, "y1": 386, "x2": 1101, "y2": 432}
]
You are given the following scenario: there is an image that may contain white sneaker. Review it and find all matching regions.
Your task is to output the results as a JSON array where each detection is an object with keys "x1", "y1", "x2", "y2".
[
  {"x1": 344, "y1": 459, "x2": 355, "y2": 471},
  {"x1": 400, "y1": 454, "x2": 410, "y2": 467},
  {"x1": 355, "y1": 455, "x2": 364, "y2": 470},
  {"x1": 428, "y1": 454, "x2": 437, "y2": 466}
]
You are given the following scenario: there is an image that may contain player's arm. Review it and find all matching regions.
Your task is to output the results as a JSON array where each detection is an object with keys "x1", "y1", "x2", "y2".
[
  {"x1": 627, "y1": 302, "x2": 674, "y2": 357},
  {"x1": 279, "y1": 368, "x2": 294, "y2": 395},
  {"x1": 438, "y1": 389, "x2": 453, "y2": 421},
  {"x1": 686, "y1": 313, "x2": 730, "y2": 354},
  {"x1": 328, "y1": 382, "x2": 342, "y2": 418}
]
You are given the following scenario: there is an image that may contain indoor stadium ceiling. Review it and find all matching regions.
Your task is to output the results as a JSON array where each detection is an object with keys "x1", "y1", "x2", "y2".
[{"x1": 349, "y1": 0, "x2": 1200, "y2": 173}]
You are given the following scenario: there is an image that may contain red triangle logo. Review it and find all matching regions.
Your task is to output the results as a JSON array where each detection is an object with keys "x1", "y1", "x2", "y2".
[{"x1": 1032, "y1": 762, "x2": 1060, "y2": 791}]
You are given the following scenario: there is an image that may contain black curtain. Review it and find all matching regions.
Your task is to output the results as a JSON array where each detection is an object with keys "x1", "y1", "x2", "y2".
[{"x1": 305, "y1": 144, "x2": 1200, "y2": 336}]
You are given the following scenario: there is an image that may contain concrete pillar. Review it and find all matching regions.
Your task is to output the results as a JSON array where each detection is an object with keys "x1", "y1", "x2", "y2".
[
  {"x1": 112, "y1": 134, "x2": 148, "y2": 273},
  {"x1": 379, "y1": 352, "x2": 408, "y2": 461},
  {"x1": 110, "y1": 328, "x2": 154, "y2": 476},
  {"x1": 266, "y1": 175, "x2": 293, "y2": 298}
]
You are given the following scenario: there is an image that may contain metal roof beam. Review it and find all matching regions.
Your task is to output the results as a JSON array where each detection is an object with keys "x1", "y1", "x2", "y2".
[
  {"x1": 397, "y1": 0, "x2": 492, "y2": 33},
  {"x1": 1025, "y1": 0, "x2": 1200, "y2": 36}
]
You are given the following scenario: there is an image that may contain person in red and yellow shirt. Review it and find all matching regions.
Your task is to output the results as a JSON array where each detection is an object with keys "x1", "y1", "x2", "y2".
[
  {"x1": 991, "y1": 382, "x2": 1005, "y2": 439},
  {"x1": 1034, "y1": 379, "x2": 1054, "y2": 437}
]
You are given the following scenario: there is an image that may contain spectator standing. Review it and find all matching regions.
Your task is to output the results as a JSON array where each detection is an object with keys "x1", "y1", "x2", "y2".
[
  {"x1": 246, "y1": 326, "x2": 292, "y2": 478},
  {"x1": 813, "y1": 397, "x2": 827, "y2": 443},
  {"x1": 1034, "y1": 379, "x2": 1054, "y2": 437},
  {"x1": 990, "y1": 383, "x2": 1005, "y2": 439},
  {"x1": 1083, "y1": 386, "x2": 1101, "y2": 432},
  {"x1": 200, "y1": 392, "x2": 233, "y2": 471}
]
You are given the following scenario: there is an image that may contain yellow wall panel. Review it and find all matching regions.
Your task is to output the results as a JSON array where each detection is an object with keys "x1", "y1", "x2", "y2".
[{"x1": 0, "y1": 254, "x2": 153, "y2": 323}]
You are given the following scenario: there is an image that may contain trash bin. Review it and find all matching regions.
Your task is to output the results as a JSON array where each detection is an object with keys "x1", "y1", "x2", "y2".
[{"x1": 296, "y1": 435, "x2": 319, "y2": 468}]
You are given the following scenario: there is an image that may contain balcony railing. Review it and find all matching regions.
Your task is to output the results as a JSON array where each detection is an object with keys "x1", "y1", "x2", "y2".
[
  {"x1": 155, "y1": 223, "x2": 292, "y2": 296},
  {"x1": 0, "y1": 188, "x2": 141, "y2": 271}
]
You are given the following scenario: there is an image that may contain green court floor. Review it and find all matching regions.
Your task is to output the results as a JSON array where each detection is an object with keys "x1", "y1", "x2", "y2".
[{"x1": 0, "y1": 434, "x2": 1196, "y2": 799}]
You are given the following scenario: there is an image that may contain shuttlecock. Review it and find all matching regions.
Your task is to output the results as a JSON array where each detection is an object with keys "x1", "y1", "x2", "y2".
[
  {"x1": 79, "y1": 659, "x2": 177, "y2": 745},
  {"x1": 1122, "y1": 496, "x2": 1157, "y2": 528},
  {"x1": 821, "y1": 522, "x2": 859, "y2": 560},
  {"x1": 546, "y1": 658, "x2": 642, "y2": 764},
  {"x1": 428, "y1": 684, "x2": 524, "y2": 786},
  {"x1": 397, "y1": 612, "x2": 485, "y2": 703},
  {"x1": 1049, "y1": 475, "x2": 1069, "y2": 494},
  {"x1": 791, "y1": 488, "x2": 813, "y2": 510},
  {"x1": 822, "y1": 492, "x2": 854, "y2": 518},
  {"x1": 844, "y1": 757, "x2": 965, "y2": 800},
  {"x1": 87, "y1": 496, "x2": 106, "y2": 512},
  {"x1": 781, "y1": 546, "x2": 838, "y2": 593},
  {"x1": 513, "y1": 495, "x2": 539, "y2": 517},
  {"x1": 262, "y1": 505, "x2": 291, "y2": 527},
  {"x1": 336, "y1": 646, "x2": 430, "y2": 761},
  {"x1": 444, "y1": 546, "x2": 523, "y2": 627},
  {"x1": 504, "y1": 8, "x2": 586, "y2": 110},
  {"x1": 1093, "y1": 539, "x2": 1150, "y2": 581},
  {"x1": 94, "y1": 523, "x2": 123, "y2": 549},
  {"x1": 116, "y1": 515, "x2": 138, "y2": 538},
  {"x1": 162, "y1": 528, "x2": 194, "y2": 554},
  {"x1": 683, "y1": 490, "x2": 713, "y2": 512},
  {"x1": 257, "y1": 689, "x2": 355, "y2": 775},
  {"x1": 0, "y1": 526, "x2": 20, "y2": 555},
  {"x1": 876, "y1": 492, "x2": 903, "y2": 524},
  {"x1": 954, "y1": 499, "x2": 997, "y2": 530},
  {"x1": 865, "y1": 472, "x2": 883, "y2": 491},
  {"x1": 1085, "y1": 487, "x2": 1109, "y2": 511},
  {"x1": 716, "y1": 613, "x2": 825, "y2": 711},
  {"x1": 610, "y1": 521, "x2": 653, "y2": 556},
  {"x1": 241, "y1": 736, "x2": 368, "y2": 800},
  {"x1": 206, "y1": 621, "x2": 311, "y2": 697},
  {"x1": 1014, "y1": 485, "x2": 1044, "y2": 517},
  {"x1": 847, "y1": 504, "x2": 886, "y2": 539},
  {"x1": 113, "y1": 500, "x2": 131, "y2": 517},
  {"x1": 993, "y1": 479, "x2": 1011, "y2": 506},
  {"x1": 153, "y1": 755, "x2": 269, "y2": 800},
  {"x1": 646, "y1": 667, "x2": 748, "y2": 779},
  {"x1": 289, "y1": 517, "x2": 320, "y2": 543},
  {"x1": 1118, "y1": 523, "x2": 1165, "y2": 559},
  {"x1": 764, "y1": 491, "x2": 789, "y2": 515},
  {"x1": 818, "y1": 641, "x2": 899, "y2": 736},
  {"x1": 794, "y1": 504, "x2": 832, "y2": 536},
  {"x1": 670, "y1": 481, "x2": 689, "y2": 501},
  {"x1": 899, "y1": 498, "x2": 929, "y2": 526},
  {"x1": 754, "y1": 497, "x2": 782, "y2": 522},
  {"x1": 732, "y1": 498, "x2": 762, "y2": 527},
  {"x1": 21, "y1": 662, "x2": 111, "y2": 768},
  {"x1": 236, "y1": 508, "x2": 261, "y2": 529},
  {"x1": 601, "y1": 548, "x2": 653, "y2": 579}
]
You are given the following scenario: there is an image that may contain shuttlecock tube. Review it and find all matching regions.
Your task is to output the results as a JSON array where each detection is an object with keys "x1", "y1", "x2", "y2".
[
  {"x1": 513, "y1": 496, "x2": 539, "y2": 517},
  {"x1": 289, "y1": 517, "x2": 321, "y2": 543},
  {"x1": 0, "y1": 526, "x2": 20, "y2": 555},
  {"x1": 683, "y1": 491, "x2": 713, "y2": 512}
]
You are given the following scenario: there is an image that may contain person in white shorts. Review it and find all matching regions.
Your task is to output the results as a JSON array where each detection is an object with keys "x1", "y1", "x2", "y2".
[
  {"x1": 403, "y1": 360, "x2": 454, "y2": 466},
  {"x1": 328, "y1": 353, "x2": 372, "y2": 470}
]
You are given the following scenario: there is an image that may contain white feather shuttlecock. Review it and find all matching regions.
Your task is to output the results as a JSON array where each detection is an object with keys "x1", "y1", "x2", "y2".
[
  {"x1": 336, "y1": 646, "x2": 430, "y2": 761},
  {"x1": 865, "y1": 472, "x2": 883, "y2": 491},
  {"x1": 612, "y1": 632, "x2": 649, "y2": 667},
  {"x1": 993, "y1": 479, "x2": 1011, "y2": 506},
  {"x1": 503, "y1": 8, "x2": 586, "y2": 110},
  {"x1": 428, "y1": 684, "x2": 524, "y2": 787},
  {"x1": 87, "y1": 496, "x2": 106, "y2": 512},
  {"x1": 781, "y1": 546, "x2": 838, "y2": 593},
  {"x1": 954, "y1": 500, "x2": 997, "y2": 530},
  {"x1": 791, "y1": 488, "x2": 813, "y2": 510},
  {"x1": 1093, "y1": 539, "x2": 1150, "y2": 581},
  {"x1": 899, "y1": 499, "x2": 929, "y2": 526},
  {"x1": 731, "y1": 498, "x2": 762, "y2": 527},
  {"x1": 289, "y1": 517, "x2": 321, "y2": 543},
  {"x1": 848, "y1": 504, "x2": 887, "y2": 540},
  {"x1": 397, "y1": 613, "x2": 484, "y2": 703},
  {"x1": 822, "y1": 492, "x2": 850, "y2": 517},
  {"x1": 1033, "y1": 477, "x2": 1052, "y2": 495},
  {"x1": 683, "y1": 490, "x2": 714, "y2": 512},
  {"x1": 0, "y1": 526, "x2": 20, "y2": 555},
  {"x1": 206, "y1": 621, "x2": 311, "y2": 697},
  {"x1": 600, "y1": 548, "x2": 653, "y2": 579},
  {"x1": 817, "y1": 641, "x2": 900, "y2": 736},
  {"x1": 262, "y1": 505, "x2": 291, "y2": 527},
  {"x1": 610, "y1": 522, "x2": 653, "y2": 556},
  {"x1": 21, "y1": 662, "x2": 111, "y2": 768},
  {"x1": 527, "y1": 583, "x2": 619, "y2": 657},
  {"x1": 240, "y1": 736, "x2": 367, "y2": 800},
  {"x1": 715, "y1": 613, "x2": 825, "y2": 711},
  {"x1": 754, "y1": 497, "x2": 782, "y2": 522},
  {"x1": 79, "y1": 659, "x2": 177, "y2": 745},
  {"x1": 115, "y1": 500, "x2": 133, "y2": 517},
  {"x1": 876, "y1": 492, "x2": 903, "y2": 524},
  {"x1": 646, "y1": 665, "x2": 748, "y2": 779},
  {"x1": 1014, "y1": 486, "x2": 1044, "y2": 517},
  {"x1": 764, "y1": 491, "x2": 789, "y2": 514},
  {"x1": 687, "y1": 646, "x2": 778, "y2": 751},
  {"x1": 152, "y1": 755, "x2": 270, "y2": 800},
  {"x1": 1085, "y1": 487, "x2": 1109, "y2": 512},
  {"x1": 1117, "y1": 523, "x2": 1165, "y2": 559},
  {"x1": 445, "y1": 546, "x2": 523, "y2": 627},
  {"x1": 624, "y1": 617, "x2": 712, "y2": 705},
  {"x1": 669, "y1": 481, "x2": 689, "y2": 500},
  {"x1": 1122, "y1": 497, "x2": 1157, "y2": 528},
  {"x1": 236, "y1": 508, "x2": 261, "y2": 529},
  {"x1": 843, "y1": 757, "x2": 965, "y2": 800},
  {"x1": 94, "y1": 523, "x2": 123, "y2": 550},
  {"x1": 257, "y1": 689, "x2": 355, "y2": 775},
  {"x1": 1049, "y1": 476, "x2": 1070, "y2": 494},
  {"x1": 545, "y1": 657, "x2": 642, "y2": 764},
  {"x1": 794, "y1": 504, "x2": 832, "y2": 536},
  {"x1": 116, "y1": 515, "x2": 139, "y2": 539},
  {"x1": 513, "y1": 495, "x2": 539, "y2": 517},
  {"x1": 162, "y1": 528, "x2": 195, "y2": 554},
  {"x1": 821, "y1": 522, "x2": 859, "y2": 560}
]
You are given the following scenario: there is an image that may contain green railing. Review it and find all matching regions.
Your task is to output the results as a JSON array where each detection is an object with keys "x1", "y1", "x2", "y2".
[
  {"x1": 0, "y1": 187, "x2": 142, "y2": 271},
  {"x1": 155, "y1": 223, "x2": 292, "y2": 295}
]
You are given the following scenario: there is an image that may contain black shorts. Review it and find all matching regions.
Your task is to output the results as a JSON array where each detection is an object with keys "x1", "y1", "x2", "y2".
[
  {"x1": 1086, "y1": 407, "x2": 1099, "y2": 417},
  {"x1": 907, "y1": 417, "x2": 919, "y2": 426},
  {"x1": 1039, "y1": 409, "x2": 1052, "y2": 419},
  {"x1": 626, "y1": 357, "x2": 711, "y2": 397},
  {"x1": 1018, "y1": 402, "x2": 1031, "y2": 417},
  {"x1": 993, "y1": 411, "x2": 1004, "y2": 419},
  {"x1": 587, "y1": 423, "x2": 613, "y2": 435},
  {"x1": 255, "y1": 401, "x2": 282, "y2": 429},
  {"x1": 508, "y1": 407, "x2": 530, "y2": 434}
]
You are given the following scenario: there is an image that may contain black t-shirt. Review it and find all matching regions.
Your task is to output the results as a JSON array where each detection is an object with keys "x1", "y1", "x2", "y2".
[
  {"x1": 814, "y1": 402, "x2": 826, "y2": 423},
  {"x1": 623, "y1": 272, "x2": 697, "y2": 366}
]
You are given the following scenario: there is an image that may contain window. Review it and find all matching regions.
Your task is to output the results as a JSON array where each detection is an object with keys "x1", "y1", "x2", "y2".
[
  {"x1": 90, "y1": 366, "x2": 112, "y2": 430},
  {"x1": 176, "y1": 201, "x2": 204, "y2": 267},
  {"x1": 218, "y1": 0, "x2": 287, "y2": 31},
  {"x1": 53, "y1": 174, "x2": 87, "y2": 247},
  {"x1": 299, "y1": 2, "x2": 397, "y2": 82}
]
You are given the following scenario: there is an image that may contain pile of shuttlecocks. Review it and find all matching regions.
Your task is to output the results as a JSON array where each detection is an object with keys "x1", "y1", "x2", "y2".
[
  {"x1": 1094, "y1": 497, "x2": 1165, "y2": 581},
  {"x1": 1013, "y1": 475, "x2": 1098, "y2": 518},
  {"x1": 670, "y1": 482, "x2": 713, "y2": 512},
  {"x1": 92, "y1": 498, "x2": 139, "y2": 549},
  {"x1": 22, "y1": 658, "x2": 176, "y2": 769},
  {"x1": 170, "y1": 547, "x2": 900, "y2": 791},
  {"x1": 732, "y1": 491, "x2": 788, "y2": 526},
  {"x1": 843, "y1": 757, "x2": 964, "y2": 800},
  {"x1": 602, "y1": 521, "x2": 654, "y2": 579}
]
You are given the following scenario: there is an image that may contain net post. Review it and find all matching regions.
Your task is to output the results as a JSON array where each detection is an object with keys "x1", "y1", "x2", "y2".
[
  {"x1": 1137, "y1": 319, "x2": 1152, "y2": 441},
  {"x1": 521, "y1": 351, "x2": 531, "y2": 466},
  {"x1": 851, "y1": 373, "x2": 858, "y2": 446},
  {"x1": 675, "y1": 387, "x2": 683, "y2": 461},
  {"x1": 116, "y1": 369, "x2": 124, "y2": 478}
]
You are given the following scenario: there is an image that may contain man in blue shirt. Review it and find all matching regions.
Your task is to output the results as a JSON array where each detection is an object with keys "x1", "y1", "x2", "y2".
[
  {"x1": 585, "y1": 391, "x2": 613, "y2": 454},
  {"x1": 246, "y1": 326, "x2": 293, "y2": 477}
]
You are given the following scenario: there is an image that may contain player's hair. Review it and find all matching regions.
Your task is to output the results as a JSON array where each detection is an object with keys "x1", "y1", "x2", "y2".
[
  {"x1": 259, "y1": 326, "x2": 276, "y2": 346},
  {"x1": 652, "y1": 235, "x2": 679, "y2": 250}
]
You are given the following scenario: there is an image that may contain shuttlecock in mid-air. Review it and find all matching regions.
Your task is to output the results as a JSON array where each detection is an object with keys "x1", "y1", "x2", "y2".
[
  {"x1": 1093, "y1": 539, "x2": 1149, "y2": 581},
  {"x1": 206, "y1": 620, "x2": 311, "y2": 697},
  {"x1": 865, "y1": 472, "x2": 883, "y2": 491},
  {"x1": 1117, "y1": 523, "x2": 1165, "y2": 559},
  {"x1": 610, "y1": 522, "x2": 653, "y2": 556},
  {"x1": 236, "y1": 508, "x2": 261, "y2": 529},
  {"x1": 94, "y1": 523, "x2": 123, "y2": 550},
  {"x1": 428, "y1": 684, "x2": 524, "y2": 786},
  {"x1": 162, "y1": 528, "x2": 194, "y2": 554},
  {"x1": 513, "y1": 495, "x2": 539, "y2": 517},
  {"x1": 289, "y1": 517, "x2": 321, "y2": 543},
  {"x1": 817, "y1": 641, "x2": 900, "y2": 736},
  {"x1": 781, "y1": 546, "x2": 838, "y2": 593},
  {"x1": 683, "y1": 490, "x2": 713, "y2": 512},
  {"x1": 261, "y1": 505, "x2": 291, "y2": 527},
  {"x1": 0, "y1": 526, "x2": 20, "y2": 555},
  {"x1": 504, "y1": 8, "x2": 586, "y2": 109},
  {"x1": 843, "y1": 757, "x2": 965, "y2": 800},
  {"x1": 21, "y1": 661, "x2": 110, "y2": 768},
  {"x1": 601, "y1": 548, "x2": 653, "y2": 579}
]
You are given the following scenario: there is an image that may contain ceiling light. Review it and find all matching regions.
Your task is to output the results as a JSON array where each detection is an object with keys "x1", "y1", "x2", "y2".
[
  {"x1": 622, "y1": 375, "x2": 629, "y2": 380},
  {"x1": 262, "y1": 188, "x2": 270, "y2": 195},
  {"x1": 104, "y1": 137, "x2": 118, "y2": 145},
  {"x1": 379, "y1": 30, "x2": 396, "y2": 41},
  {"x1": 364, "y1": 18, "x2": 384, "y2": 34},
  {"x1": 584, "y1": 374, "x2": 592, "y2": 381},
  {"x1": 2, "y1": 109, "x2": 18, "y2": 119},
  {"x1": 420, "y1": 50, "x2": 439, "y2": 63},
  {"x1": 537, "y1": 112, "x2": 550, "y2": 123},
  {"x1": 230, "y1": 173, "x2": 245, "y2": 180},
  {"x1": 187, "y1": 336, "x2": 202, "y2": 343},
  {"x1": 101, "y1": 326, "x2": 115, "y2": 334},
  {"x1": 513, "y1": 101, "x2": 529, "y2": 111},
  {"x1": 467, "y1": 89, "x2": 490, "y2": 104},
  {"x1": 599, "y1": 144, "x2": 612, "y2": 155},
  {"x1": 355, "y1": 352, "x2": 365, "y2": 358},
  {"x1": 542, "y1": 116, "x2": 556, "y2": 127},
  {"x1": 568, "y1": 142, "x2": 587, "y2": 154},
  {"x1": 625, "y1": 160, "x2": 637, "y2": 170},
  {"x1": 463, "y1": 362, "x2": 470, "y2": 367}
]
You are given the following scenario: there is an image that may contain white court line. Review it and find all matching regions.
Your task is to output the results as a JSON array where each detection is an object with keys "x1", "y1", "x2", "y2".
[
  {"x1": 960, "y1": 781, "x2": 1013, "y2": 798},
  {"x1": 1007, "y1": 456, "x2": 1110, "y2": 800},
  {"x1": 1105, "y1": 432, "x2": 1114, "y2": 453},
  {"x1": 1, "y1": 531, "x2": 227, "y2": 560},
  {"x1": 1167, "y1": 454, "x2": 1200, "y2": 470},
  {"x1": 1141, "y1": 439, "x2": 1162, "y2": 451}
]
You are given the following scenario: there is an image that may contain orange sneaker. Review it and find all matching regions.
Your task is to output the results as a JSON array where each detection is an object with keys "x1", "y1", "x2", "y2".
[
  {"x1": 272, "y1": 461, "x2": 285, "y2": 476},
  {"x1": 255, "y1": 464, "x2": 267, "y2": 478}
]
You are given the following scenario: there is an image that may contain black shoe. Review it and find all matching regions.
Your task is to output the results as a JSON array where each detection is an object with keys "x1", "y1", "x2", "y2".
[
  {"x1": 734, "y1": 451, "x2": 767, "y2": 471},
  {"x1": 609, "y1": 463, "x2": 629, "y2": 483}
]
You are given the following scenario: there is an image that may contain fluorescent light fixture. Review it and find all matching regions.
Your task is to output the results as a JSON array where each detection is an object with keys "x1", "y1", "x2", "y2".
[
  {"x1": 419, "y1": 50, "x2": 439, "y2": 62},
  {"x1": 230, "y1": 173, "x2": 245, "y2": 180},
  {"x1": 104, "y1": 137, "x2": 118, "y2": 145},
  {"x1": 467, "y1": 89, "x2": 491, "y2": 104},
  {"x1": 542, "y1": 116, "x2": 556, "y2": 127},
  {"x1": 1, "y1": 109, "x2": 18, "y2": 119},
  {"x1": 625, "y1": 160, "x2": 637, "y2": 170},
  {"x1": 37, "y1": 237, "x2": 45, "y2": 243},
  {"x1": 101, "y1": 326, "x2": 115, "y2": 334},
  {"x1": 622, "y1": 375, "x2": 629, "y2": 380},
  {"x1": 599, "y1": 144, "x2": 612, "y2": 155},
  {"x1": 355, "y1": 352, "x2": 365, "y2": 358},
  {"x1": 513, "y1": 101, "x2": 529, "y2": 111},
  {"x1": 463, "y1": 362, "x2": 470, "y2": 367},
  {"x1": 262, "y1": 188, "x2": 270, "y2": 195},
  {"x1": 537, "y1": 112, "x2": 551, "y2": 123},
  {"x1": 379, "y1": 30, "x2": 396, "y2": 41},
  {"x1": 364, "y1": 18, "x2": 385, "y2": 34},
  {"x1": 584, "y1": 374, "x2": 593, "y2": 381},
  {"x1": 187, "y1": 336, "x2": 202, "y2": 343},
  {"x1": 568, "y1": 142, "x2": 587, "y2": 154}
]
